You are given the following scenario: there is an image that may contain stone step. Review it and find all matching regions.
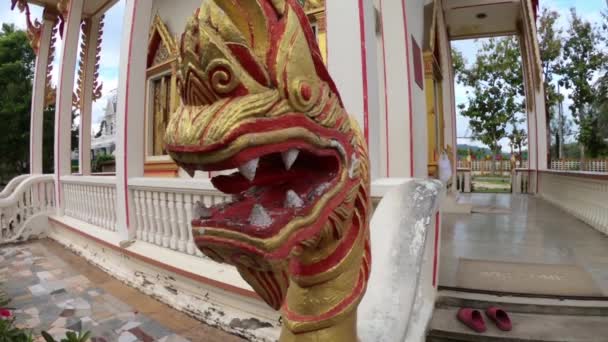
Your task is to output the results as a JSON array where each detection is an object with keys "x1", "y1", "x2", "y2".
[
  {"x1": 427, "y1": 291, "x2": 608, "y2": 342},
  {"x1": 427, "y1": 307, "x2": 608, "y2": 342},
  {"x1": 435, "y1": 290, "x2": 608, "y2": 316}
]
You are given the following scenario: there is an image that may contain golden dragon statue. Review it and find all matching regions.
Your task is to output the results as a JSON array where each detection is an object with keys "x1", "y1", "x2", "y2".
[{"x1": 165, "y1": 1, "x2": 371, "y2": 340}]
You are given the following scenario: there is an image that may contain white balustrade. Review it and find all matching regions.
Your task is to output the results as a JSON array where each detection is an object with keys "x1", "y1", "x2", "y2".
[
  {"x1": 538, "y1": 171, "x2": 608, "y2": 235},
  {"x1": 61, "y1": 176, "x2": 117, "y2": 232},
  {"x1": 128, "y1": 177, "x2": 232, "y2": 257},
  {"x1": 0, "y1": 175, "x2": 55, "y2": 243},
  {"x1": 0, "y1": 174, "x2": 30, "y2": 199},
  {"x1": 550, "y1": 159, "x2": 608, "y2": 172}
]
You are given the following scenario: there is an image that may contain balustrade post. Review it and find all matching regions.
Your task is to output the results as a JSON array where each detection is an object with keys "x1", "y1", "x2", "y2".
[
  {"x1": 160, "y1": 192, "x2": 170, "y2": 247},
  {"x1": 168, "y1": 192, "x2": 178, "y2": 250}
]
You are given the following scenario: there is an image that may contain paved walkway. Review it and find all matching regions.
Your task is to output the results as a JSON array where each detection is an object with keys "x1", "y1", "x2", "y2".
[
  {"x1": 0, "y1": 240, "x2": 244, "y2": 342},
  {"x1": 440, "y1": 193, "x2": 608, "y2": 297}
]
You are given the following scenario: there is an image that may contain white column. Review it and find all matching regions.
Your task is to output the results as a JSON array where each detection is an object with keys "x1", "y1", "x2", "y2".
[
  {"x1": 54, "y1": 0, "x2": 84, "y2": 214},
  {"x1": 79, "y1": 16, "x2": 103, "y2": 176},
  {"x1": 377, "y1": 0, "x2": 418, "y2": 178},
  {"x1": 30, "y1": 12, "x2": 56, "y2": 175},
  {"x1": 326, "y1": 0, "x2": 382, "y2": 180},
  {"x1": 115, "y1": 0, "x2": 154, "y2": 241}
]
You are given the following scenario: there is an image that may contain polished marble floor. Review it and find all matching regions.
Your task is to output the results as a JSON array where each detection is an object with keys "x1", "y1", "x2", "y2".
[
  {"x1": 0, "y1": 240, "x2": 244, "y2": 342},
  {"x1": 440, "y1": 193, "x2": 608, "y2": 297}
]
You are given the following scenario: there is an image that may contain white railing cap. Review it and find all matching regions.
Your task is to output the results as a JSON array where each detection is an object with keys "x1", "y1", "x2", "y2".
[
  {"x1": 0, "y1": 174, "x2": 54, "y2": 206},
  {"x1": 61, "y1": 175, "x2": 117, "y2": 185},
  {"x1": 128, "y1": 177, "x2": 219, "y2": 193}
]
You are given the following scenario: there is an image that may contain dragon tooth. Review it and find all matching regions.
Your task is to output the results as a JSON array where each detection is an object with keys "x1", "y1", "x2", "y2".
[
  {"x1": 284, "y1": 190, "x2": 304, "y2": 208},
  {"x1": 194, "y1": 201, "x2": 212, "y2": 219},
  {"x1": 184, "y1": 167, "x2": 196, "y2": 178},
  {"x1": 238, "y1": 158, "x2": 259, "y2": 182},
  {"x1": 249, "y1": 204, "x2": 273, "y2": 228},
  {"x1": 281, "y1": 149, "x2": 300, "y2": 170}
]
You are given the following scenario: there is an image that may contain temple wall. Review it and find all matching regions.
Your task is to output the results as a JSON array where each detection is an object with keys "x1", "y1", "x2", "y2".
[{"x1": 406, "y1": 0, "x2": 429, "y2": 178}]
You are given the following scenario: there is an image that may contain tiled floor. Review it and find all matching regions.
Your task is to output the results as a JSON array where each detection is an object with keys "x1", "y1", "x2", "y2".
[
  {"x1": 0, "y1": 240, "x2": 245, "y2": 342},
  {"x1": 440, "y1": 193, "x2": 608, "y2": 297}
]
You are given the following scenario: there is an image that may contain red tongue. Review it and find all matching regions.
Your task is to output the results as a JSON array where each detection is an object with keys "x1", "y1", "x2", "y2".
[{"x1": 212, "y1": 167, "x2": 309, "y2": 194}]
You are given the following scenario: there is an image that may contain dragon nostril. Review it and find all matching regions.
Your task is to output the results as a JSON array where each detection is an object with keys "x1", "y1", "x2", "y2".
[{"x1": 300, "y1": 83, "x2": 312, "y2": 102}]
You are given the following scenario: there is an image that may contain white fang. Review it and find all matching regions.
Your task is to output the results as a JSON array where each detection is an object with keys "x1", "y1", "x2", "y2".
[
  {"x1": 284, "y1": 190, "x2": 304, "y2": 208},
  {"x1": 249, "y1": 204, "x2": 273, "y2": 228},
  {"x1": 281, "y1": 149, "x2": 300, "y2": 170},
  {"x1": 239, "y1": 158, "x2": 259, "y2": 182},
  {"x1": 194, "y1": 201, "x2": 212, "y2": 219}
]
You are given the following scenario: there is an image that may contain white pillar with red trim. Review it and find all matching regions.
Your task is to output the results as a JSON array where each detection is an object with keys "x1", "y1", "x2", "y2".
[
  {"x1": 78, "y1": 15, "x2": 104, "y2": 176},
  {"x1": 54, "y1": 0, "x2": 84, "y2": 214},
  {"x1": 115, "y1": 0, "x2": 154, "y2": 240},
  {"x1": 375, "y1": 0, "x2": 427, "y2": 178},
  {"x1": 325, "y1": 0, "x2": 382, "y2": 180},
  {"x1": 30, "y1": 12, "x2": 56, "y2": 175}
]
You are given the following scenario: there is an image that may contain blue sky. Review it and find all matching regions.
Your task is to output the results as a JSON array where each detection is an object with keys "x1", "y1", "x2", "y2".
[
  {"x1": 0, "y1": 0, "x2": 125, "y2": 132},
  {"x1": 453, "y1": 0, "x2": 607, "y2": 151},
  {"x1": 0, "y1": 0, "x2": 606, "y2": 146}
]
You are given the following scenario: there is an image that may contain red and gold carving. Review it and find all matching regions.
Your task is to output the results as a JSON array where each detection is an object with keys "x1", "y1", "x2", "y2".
[
  {"x1": 165, "y1": 1, "x2": 370, "y2": 340},
  {"x1": 10, "y1": 0, "x2": 42, "y2": 53},
  {"x1": 73, "y1": 16, "x2": 105, "y2": 111}
]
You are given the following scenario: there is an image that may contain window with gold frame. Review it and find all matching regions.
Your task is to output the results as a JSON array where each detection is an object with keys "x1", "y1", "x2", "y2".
[{"x1": 144, "y1": 15, "x2": 180, "y2": 176}]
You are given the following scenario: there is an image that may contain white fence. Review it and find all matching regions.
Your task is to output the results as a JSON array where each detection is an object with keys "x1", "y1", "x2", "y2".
[
  {"x1": 61, "y1": 176, "x2": 118, "y2": 232},
  {"x1": 128, "y1": 178, "x2": 232, "y2": 257},
  {"x1": 539, "y1": 171, "x2": 608, "y2": 235},
  {"x1": 457, "y1": 160, "x2": 528, "y2": 175},
  {"x1": 0, "y1": 175, "x2": 55, "y2": 243},
  {"x1": 550, "y1": 159, "x2": 608, "y2": 173}
]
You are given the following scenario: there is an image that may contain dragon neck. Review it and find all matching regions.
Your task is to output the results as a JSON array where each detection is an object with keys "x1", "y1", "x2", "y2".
[{"x1": 279, "y1": 127, "x2": 371, "y2": 341}]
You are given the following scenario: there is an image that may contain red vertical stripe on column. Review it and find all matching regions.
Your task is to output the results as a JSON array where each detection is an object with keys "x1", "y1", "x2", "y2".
[
  {"x1": 379, "y1": 0, "x2": 390, "y2": 177},
  {"x1": 122, "y1": 0, "x2": 139, "y2": 228},
  {"x1": 400, "y1": 0, "x2": 414, "y2": 177},
  {"x1": 432, "y1": 211, "x2": 440, "y2": 287},
  {"x1": 357, "y1": 0, "x2": 369, "y2": 145},
  {"x1": 55, "y1": 0, "x2": 76, "y2": 205}
]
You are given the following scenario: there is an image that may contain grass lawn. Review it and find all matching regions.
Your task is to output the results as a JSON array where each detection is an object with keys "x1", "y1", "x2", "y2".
[{"x1": 472, "y1": 175, "x2": 511, "y2": 193}]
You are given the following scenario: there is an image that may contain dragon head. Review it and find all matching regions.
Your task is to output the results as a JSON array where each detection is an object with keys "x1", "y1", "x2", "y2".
[{"x1": 166, "y1": 1, "x2": 370, "y2": 338}]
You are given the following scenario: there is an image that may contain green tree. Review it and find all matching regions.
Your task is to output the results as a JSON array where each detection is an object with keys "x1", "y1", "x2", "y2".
[
  {"x1": 456, "y1": 37, "x2": 524, "y2": 174},
  {"x1": 558, "y1": 9, "x2": 605, "y2": 158},
  {"x1": 0, "y1": 24, "x2": 35, "y2": 184}
]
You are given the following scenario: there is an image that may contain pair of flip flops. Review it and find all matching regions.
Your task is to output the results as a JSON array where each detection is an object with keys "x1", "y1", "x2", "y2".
[{"x1": 457, "y1": 307, "x2": 512, "y2": 333}]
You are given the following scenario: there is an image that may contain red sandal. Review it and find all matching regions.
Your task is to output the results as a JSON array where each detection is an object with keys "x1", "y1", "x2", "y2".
[
  {"x1": 457, "y1": 308, "x2": 487, "y2": 333},
  {"x1": 486, "y1": 306, "x2": 512, "y2": 331}
]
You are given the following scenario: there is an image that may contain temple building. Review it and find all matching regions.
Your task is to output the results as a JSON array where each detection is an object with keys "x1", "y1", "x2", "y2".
[
  {"x1": 91, "y1": 89, "x2": 118, "y2": 158},
  {"x1": 4, "y1": 0, "x2": 608, "y2": 341}
]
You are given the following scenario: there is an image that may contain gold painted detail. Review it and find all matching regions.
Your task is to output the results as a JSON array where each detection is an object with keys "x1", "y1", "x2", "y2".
[
  {"x1": 166, "y1": 2, "x2": 371, "y2": 341},
  {"x1": 73, "y1": 16, "x2": 105, "y2": 112},
  {"x1": 10, "y1": 0, "x2": 43, "y2": 53}
]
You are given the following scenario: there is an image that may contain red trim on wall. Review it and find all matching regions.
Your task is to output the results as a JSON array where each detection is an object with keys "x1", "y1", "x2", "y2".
[
  {"x1": 379, "y1": 0, "x2": 390, "y2": 177},
  {"x1": 432, "y1": 211, "x2": 440, "y2": 287},
  {"x1": 49, "y1": 217, "x2": 260, "y2": 300},
  {"x1": 401, "y1": 0, "x2": 414, "y2": 177},
  {"x1": 357, "y1": 0, "x2": 370, "y2": 145},
  {"x1": 122, "y1": 0, "x2": 138, "y2": 229}
]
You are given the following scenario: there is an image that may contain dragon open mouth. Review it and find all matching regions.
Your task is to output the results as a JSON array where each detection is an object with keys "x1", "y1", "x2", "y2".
[
  {"x1": 167, "y1": 122, "x2": 351, "y2": 258},
  {"x1": 195, "y1": 143, "x2": 342, "y2": 238}
]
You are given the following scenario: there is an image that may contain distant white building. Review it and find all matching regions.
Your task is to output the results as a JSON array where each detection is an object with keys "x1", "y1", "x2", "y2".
[{"x1": 91, "y1": 90, "x2": 118, "y2": 158}]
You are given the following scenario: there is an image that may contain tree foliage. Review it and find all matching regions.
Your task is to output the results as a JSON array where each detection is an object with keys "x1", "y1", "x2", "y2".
[
  {"x1": 0, "y1": 24, "x2": 35, "y2": 184},
  {"x1": 558, "y1": 9, "x2": 606, "y2": 157},
  {"x1": 455, "y1": 37, "x2": 524, "y2": 172}
]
